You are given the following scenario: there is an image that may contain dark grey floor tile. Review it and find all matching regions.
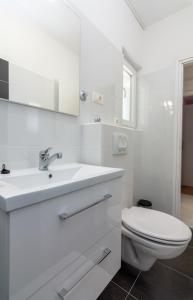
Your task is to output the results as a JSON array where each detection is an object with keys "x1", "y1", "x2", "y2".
[
  {"x1": 131, "y1": 262, "x2": 193, "y2": 300},
  {"x1": 112, "y1": 261, "x2": 140, "y2": 292},
  {"x1": 97, "y1": 281, "x2": 127, "y2": 300},
  {"x1": 126, "y1": 295, "x2": 138, "y2": 300},
  {"x1": 161, "y1": 245, "x2": 193, "y2": 279}
]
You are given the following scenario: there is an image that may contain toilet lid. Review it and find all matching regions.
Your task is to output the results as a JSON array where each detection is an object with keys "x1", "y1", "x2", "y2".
[{"x1": 122, "y1": 207, "x2": 191, "y2": 243}]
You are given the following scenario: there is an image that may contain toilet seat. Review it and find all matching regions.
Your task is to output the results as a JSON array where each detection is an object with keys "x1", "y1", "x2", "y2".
[{"x1": 122, "y1": 207, "x2": 191, "y2": 245}]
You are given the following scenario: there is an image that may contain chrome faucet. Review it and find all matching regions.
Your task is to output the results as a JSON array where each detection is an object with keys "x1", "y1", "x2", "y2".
[{"x1": 39, "y1": 147, "x2": 63, "y2": 171}]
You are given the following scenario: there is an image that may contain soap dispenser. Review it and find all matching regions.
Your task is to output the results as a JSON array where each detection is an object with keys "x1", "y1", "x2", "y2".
[{"x1": 1, "y1": 164, "x2": 10, "y2": 174}]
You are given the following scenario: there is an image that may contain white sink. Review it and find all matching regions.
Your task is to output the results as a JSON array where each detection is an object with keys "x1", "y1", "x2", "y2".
[
  {"x1": 1, "y1": 166, "x2": 81, "y2": 189},
  {"x1": 0, "y1": 163, "x2": 124, "y2": 212}
]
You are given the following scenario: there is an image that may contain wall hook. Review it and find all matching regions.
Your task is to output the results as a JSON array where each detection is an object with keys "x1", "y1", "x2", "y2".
[{"x1": 80, "y1": 89, "x2": 88, "y2": 101}]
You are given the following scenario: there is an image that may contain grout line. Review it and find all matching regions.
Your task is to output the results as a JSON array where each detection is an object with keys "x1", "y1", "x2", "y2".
[
  {"x1": 125, "y1": 293, "x2": 129, "y2": 300},
  {"x1": 158, "y1": 261, "x2": 193, "y2": 281},
  {"x1": 127, "y1": 271, "x2": 142, "y2": 297},
  {"x1": 131, "y1": 295, "x2": 138, "y2": 300},
  {"x1": 112, "y1": 271, "x2": 141, "y2": 300},
  {"x1": 125, "y1": 293, "x2": 138, "y2": 300},
  {"x1": 111, "y1": 280, "x2": 130, "y2": 295}
]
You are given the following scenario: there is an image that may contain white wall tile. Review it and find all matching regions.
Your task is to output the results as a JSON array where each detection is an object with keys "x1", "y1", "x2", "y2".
[
  {"x1": 134, "y1": 66, "x2": 176, "y2": 214},
  {"x1": 0, "y1": 17, "x2": 124, "y2": 171},
  {"x1": 81, "y1": 123, "x2": 134, "y2": 208},
  {"x1": 79, "y1": 19, "x2": 123, "y2": 124}
]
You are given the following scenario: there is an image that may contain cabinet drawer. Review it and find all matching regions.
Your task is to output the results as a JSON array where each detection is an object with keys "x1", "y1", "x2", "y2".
[
  {"x1": 28, "y1": 226, "x2": 121, "y2": 300},
  {"x1": 10, "y1": 179, "x2": 122, "y2": 299}
]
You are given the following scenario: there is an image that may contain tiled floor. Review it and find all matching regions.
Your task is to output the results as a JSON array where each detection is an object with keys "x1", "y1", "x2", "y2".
[
  {"x1": 97, "y1": 231, "x2": 193, "y2": 300},
  {"x1": 181, "y1": 193, "x2": 193, "y2": 228}
]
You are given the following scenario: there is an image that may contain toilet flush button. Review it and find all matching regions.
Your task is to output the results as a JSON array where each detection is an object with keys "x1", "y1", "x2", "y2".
[{"x1": 112, "y1": 132, "x2": 128, "y2": 155}]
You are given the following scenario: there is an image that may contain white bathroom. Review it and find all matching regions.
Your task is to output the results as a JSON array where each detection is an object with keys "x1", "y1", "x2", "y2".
[{"x1": 0, "y1": 0, "x2": 193, "y2": 299}]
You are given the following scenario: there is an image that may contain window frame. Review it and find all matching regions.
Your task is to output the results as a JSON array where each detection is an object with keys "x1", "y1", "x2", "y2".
[{"x1": 121, "y1": 61, "x2": 137, "y2": 128}]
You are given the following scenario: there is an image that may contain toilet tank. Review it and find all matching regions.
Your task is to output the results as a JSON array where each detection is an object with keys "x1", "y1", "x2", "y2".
[{"x1": 81, "y1": 122, "x2": 134, "y2": 208}]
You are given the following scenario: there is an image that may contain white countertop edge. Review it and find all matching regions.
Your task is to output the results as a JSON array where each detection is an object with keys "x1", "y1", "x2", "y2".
[{"x1": 0, "y1": 169, "x2": 124, "y2": 212}]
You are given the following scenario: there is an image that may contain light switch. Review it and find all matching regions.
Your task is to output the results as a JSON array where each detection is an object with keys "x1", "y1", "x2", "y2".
[{"x1": 92, "y1": 91, "x2": 104, "y2": 105}]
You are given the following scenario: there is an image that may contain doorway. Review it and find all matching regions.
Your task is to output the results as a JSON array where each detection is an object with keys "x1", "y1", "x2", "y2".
[{"x1": 181, "y1": 62, "x2": 193, "y2": 228}]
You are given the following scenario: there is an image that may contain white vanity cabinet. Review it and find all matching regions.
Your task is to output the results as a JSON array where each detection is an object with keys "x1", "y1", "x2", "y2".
[{"x1": 0, "y1": 174, "x2": 122, "y2": 300}]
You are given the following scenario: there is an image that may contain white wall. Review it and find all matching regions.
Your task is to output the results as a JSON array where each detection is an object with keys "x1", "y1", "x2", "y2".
[
  {"x1": 79, "y1": 18, "x2": 134, "y2": 209},
  {"x1": 79, "y1": 19, "x2": 123, "y2": 124},
  {"x1": 0, "y1": 0, "x2": 142, "y2": 181},
  {"x1": 0, "y1": 15, "x2": 121, "y2": 169},
  {"x1": 70, "y1": 0, "x2": 143, "y2": 65},
  {"x1": 0, "y1": 5, "x2": 79, "y2": 81},
  {"x1": 141, "y1": 5, "x2": 193, "y2": 74},
  {"x1": 81, "y1": 123, "x2": 134, "y2": 209},
  {"x1": 0, "y1": 100, "x2": 81, "y2": 169},
  {"x1": 134, "y1": 4, "x2": 193, "y2": 214},
  {"x1": 134, "y1": 66, "x2": 176, "y2": 214},
  {"x1": 0, "y1": 4, "x2": 79, "y2": 115},
  {"x1": 9, "y1": 64, "x2": 58, "y2": 111}
]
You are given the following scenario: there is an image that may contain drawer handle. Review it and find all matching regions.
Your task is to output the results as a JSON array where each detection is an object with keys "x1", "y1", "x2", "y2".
[
  {"x1": 59, "y1": 194, "x2": 112, "y2": 220},
  {"x1": 57, "y1": 248, "x2": 111, "y2": 299}
]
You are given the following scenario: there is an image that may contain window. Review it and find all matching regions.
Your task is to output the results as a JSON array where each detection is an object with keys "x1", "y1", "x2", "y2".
[{"x1": 122, "y1": 63, "x2": 136, "y2": 128}]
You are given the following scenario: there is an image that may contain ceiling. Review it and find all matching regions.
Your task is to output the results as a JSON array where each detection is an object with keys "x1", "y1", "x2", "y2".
[{"x1": 126, "y1": 0, "x2": 193, "y2": 28}]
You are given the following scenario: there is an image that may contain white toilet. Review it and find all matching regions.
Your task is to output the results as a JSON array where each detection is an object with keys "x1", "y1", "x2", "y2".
[{"x1": 121, "y1": 206, "x2": 192, "y2": 271}]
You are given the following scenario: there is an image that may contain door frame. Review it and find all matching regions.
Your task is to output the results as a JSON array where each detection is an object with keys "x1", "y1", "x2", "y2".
[{"x1": 173, "y1": 57, "x2": 193, "y2": 217}]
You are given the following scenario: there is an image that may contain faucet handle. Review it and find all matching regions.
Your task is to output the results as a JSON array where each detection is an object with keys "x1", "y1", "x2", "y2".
[
  {"x1": 1, "y1": 164, "x2": 10, "y2": 174},
  {"x1": 39, "y1": 147, "x2": 52, "y2": 161},
  {"x1": 44, "y1": 147, "x2": 52, "y2": 154}
]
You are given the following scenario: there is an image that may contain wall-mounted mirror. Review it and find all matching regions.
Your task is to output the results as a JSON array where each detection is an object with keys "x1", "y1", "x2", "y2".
[{"x1": 0, "y1": 0, "x2": 80, "y2": 116}]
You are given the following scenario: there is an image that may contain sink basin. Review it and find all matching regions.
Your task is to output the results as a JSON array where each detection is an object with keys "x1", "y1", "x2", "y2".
[
  {"x1": 0, "y1": 163, "x2": 124, "y2": 212},
  {"x1": 1, "y1": 166, "x2": 81, "y2": 189}
]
